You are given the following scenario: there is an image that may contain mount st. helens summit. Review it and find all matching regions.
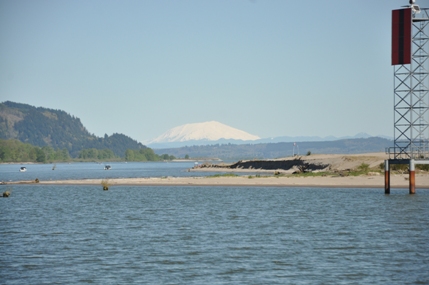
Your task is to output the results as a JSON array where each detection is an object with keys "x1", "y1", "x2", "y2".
[
  {"x1": 147, "y1": 121, "x2": 260, "y2": 147},
  {"x1": 146, "y1": 121, "x2": 390, "y2": 149}
]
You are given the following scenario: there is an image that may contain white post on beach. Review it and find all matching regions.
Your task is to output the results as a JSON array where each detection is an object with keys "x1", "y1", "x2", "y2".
[
  {"x1": 409, "y1": 159, "x2": 415, "y2": 194},
  {"x1": 384, "y1": 160, "x2": 390, "y2": 195}
]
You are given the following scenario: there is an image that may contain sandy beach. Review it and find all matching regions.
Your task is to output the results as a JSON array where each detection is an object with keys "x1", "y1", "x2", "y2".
[{"x1": 5, "y1": 174, "x2": 426, "y2": 188}]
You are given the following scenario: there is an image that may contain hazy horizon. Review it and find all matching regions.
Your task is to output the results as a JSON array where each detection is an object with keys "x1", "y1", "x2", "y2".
[{"x1": 1, "y1": 0, "x2": 408, "y2": 142}]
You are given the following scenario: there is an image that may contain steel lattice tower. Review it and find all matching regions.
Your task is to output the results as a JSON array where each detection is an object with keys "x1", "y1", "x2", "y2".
[
  {"x1": 385, "y1": 2, "x2": 429, "y2": 195},
  {"x1": 391, "y1": 7, "x2": 429, "y2": 159}
]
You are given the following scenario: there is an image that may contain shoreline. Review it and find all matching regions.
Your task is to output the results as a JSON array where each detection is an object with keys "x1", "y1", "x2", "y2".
[{"x1": 4, "y1": 174, "x2": 429, "y2": 189}]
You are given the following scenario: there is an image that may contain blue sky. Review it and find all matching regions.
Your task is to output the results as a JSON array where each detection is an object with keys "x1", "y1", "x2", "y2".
[{"x1": 0, "y1": 0, "x2": 418, "y2": 143}]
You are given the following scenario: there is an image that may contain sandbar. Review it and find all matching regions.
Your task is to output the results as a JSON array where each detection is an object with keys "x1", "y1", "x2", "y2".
[
  {"x1": 8, "y1": 174, "x2": 429, "y2": 188},
  {"x1": 5, "y1": 153, "x2": 429, "y2": 188}
]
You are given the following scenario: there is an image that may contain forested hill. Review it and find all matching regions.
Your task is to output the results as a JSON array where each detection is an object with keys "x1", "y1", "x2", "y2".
[{"x1": 0, "y1": 101, "x2": 146, "y2": 157}]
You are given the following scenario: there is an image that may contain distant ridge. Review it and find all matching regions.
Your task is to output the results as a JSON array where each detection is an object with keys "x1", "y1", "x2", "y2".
[
  {"x1": 255, "y1": 132, "x2": 392, "y2": 144},
  {"x1": 153, "y1": 137, "x2": 392, "y2": 161}
]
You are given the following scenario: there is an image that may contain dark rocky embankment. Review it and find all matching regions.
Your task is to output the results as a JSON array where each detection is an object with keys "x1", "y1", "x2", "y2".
[{"x1": 196, "y1": 157, "x2": 329, "y2": 172}]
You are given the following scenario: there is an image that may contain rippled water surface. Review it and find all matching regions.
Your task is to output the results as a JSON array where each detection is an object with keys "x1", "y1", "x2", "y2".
[{"x1": 1, "y1": 185, "x2": 428, "y2": 284}]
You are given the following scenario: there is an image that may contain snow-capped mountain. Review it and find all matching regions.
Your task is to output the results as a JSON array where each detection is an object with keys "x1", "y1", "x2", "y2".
[
  {"x1": 147, "y1": 121, "x2": 260, "y2": 147},
  {"x1": 146, "y1": 121, "x2": 391, "y2": 149}
]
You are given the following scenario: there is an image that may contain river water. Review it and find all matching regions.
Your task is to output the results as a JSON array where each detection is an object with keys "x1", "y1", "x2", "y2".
[
  {"x1": 1, "y1": 163, "x2": 429, "y2": 284},
  {"x1": 0, "y1": 161, "x2": 226, "y2": 182}
]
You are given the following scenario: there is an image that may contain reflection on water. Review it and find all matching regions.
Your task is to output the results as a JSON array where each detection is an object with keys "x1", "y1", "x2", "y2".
[{"x1": 1, "y1": 186, "x2": 428, "y2": 284}]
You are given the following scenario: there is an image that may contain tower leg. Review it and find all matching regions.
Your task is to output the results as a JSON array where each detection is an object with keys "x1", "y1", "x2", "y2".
[
  {"x1": 409, "y1": 159, "x2": 415, "y2": 195},
  {"x1": 384, "y1": 160, "x2": 390, "y2": 194}
]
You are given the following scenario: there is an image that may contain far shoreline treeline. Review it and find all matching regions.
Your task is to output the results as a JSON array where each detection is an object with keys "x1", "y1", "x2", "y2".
[{"x1": 0, "y1": 139, "x2": 176, "y2": 163}]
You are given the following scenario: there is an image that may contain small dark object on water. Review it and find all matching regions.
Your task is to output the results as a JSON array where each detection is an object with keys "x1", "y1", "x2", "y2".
[
  {"x1": 103, "y1": 186, "x2": 108, "y2": 190},
  {"x1": 3, "y1": 191, "x2": 10, "y2": 197},
  {"x1": 35, "y1": 178, "x2": 40, "y2": 183}
]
